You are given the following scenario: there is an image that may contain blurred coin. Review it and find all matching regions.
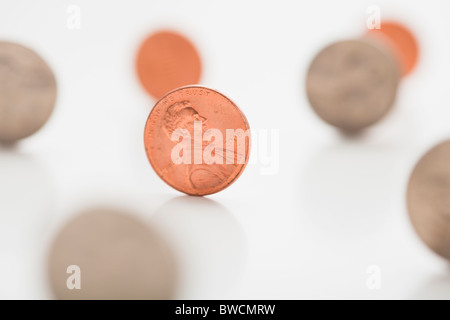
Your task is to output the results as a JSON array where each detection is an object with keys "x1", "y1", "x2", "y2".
[
  {"x1": 306, "y1": 40, "x2": 399, "y2": 132},
  {"x1": 366, "y1": 21, "x2": 418, "y2": 76},
  {"x1": 48, "y1": 208, "x2": 176, "y2": 300},
  {"x1": 0, "y1": 41, "x2": 57, "y2": 143},
  {"x1": 136, "y1": 30, "x2": 202, "y2": 100},
  {"x1": 407, "y1": 140, "x2": 450, "y2": 260},
  {"x1": 144, "y1": 86, "x2": 250, "y2": 196}
]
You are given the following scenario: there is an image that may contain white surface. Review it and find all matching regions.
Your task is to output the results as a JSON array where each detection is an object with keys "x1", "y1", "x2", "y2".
[{"x1": 1, "y1": 0, "x2": 450, "y2": 299}]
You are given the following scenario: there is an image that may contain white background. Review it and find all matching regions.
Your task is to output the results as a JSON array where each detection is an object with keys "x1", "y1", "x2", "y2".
[{"x1": 1, "y1": 0, "x2": 450, "y2": 299}]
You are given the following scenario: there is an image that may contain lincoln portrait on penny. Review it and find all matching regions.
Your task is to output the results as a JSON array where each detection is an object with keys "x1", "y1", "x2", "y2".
[{"x1": 161, "y1": 100, "x2": 238, "y2": 191}]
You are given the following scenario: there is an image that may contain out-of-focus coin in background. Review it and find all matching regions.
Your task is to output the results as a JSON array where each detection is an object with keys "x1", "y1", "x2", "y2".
[
  {"x1": 407, "y1": 140, "x2": 450, "y2": 260},
  {"x1": 144, "y1": 86, "x2": 250, "y2": 196},
  {"x1": 47, "y1": 208, "x2": 177, "y2": 300},
  {"x1": 0, "y1": 41, "x2": 57, "y2": 143},
  {"x1": 136, "y1": 30, "x2": 202, "y2": 100},
  {"x1": 366, "y1": 21, "x2": 419, "y2": 76},
  {"x1": 305, "y1": 40, "x2": 399, "y2": 132}
]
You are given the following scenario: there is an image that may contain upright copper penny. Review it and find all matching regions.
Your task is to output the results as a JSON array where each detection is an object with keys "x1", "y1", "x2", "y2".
[
  {"x1": 306, "y1": 40, "x2": 399, "y2": 132},
  {"x1": 407, "y1": 140, "x2": 450, "y2": 260},
  {"x1": 136, "y1": 30, "x2": 202, "y2": 100},
  {"x1": 144, "y1": 86, "x2": 250, "y2": 196},
  {"x1": 47, "y1": 208, "x2": 176, "y2": 300},
  {"x1": 0, "y1": 41, "x2": 57, "y2": 143}
]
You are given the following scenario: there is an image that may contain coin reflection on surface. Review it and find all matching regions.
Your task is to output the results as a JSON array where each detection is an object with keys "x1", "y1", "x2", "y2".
[
  {"x1": 47, "y1": 208, "x2": 176, "y2": 300},
  {"x1": 152, "y1": 196, "x2": 246, "y2": 299},
  {"x1": 0, "y1": 41, "x2": 57, "y2": 143},
  {"x1": 407, "y1": 140, "x2": 450, "y2": 260},
  {"x1": 0, "y1": 149, "x2": 54, "y2": 299},
  {"x1": 301, "y1": 141, "x2": 401, "y2": 240},
  {"x1": 411, "y1": 274, "x2": 450, "y2": 300}
]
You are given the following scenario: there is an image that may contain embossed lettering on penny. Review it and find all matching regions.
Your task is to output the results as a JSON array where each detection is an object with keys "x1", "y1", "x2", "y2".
[
  {"x1": 407, "y1": 140, "x2": 450, "y2": 260},
  {"x1": 144, "y1": 86, "x2": 250, "y2": 196},
  {"x1": 0, "y1": 41, "x2": 57, "y2": 142},
  {"x1": 306, "y1": 40, "x2": 399, "y2": 132}
]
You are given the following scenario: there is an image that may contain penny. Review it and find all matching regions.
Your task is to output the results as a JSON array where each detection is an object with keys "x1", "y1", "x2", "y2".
[
  {"x1": 366, "y1": 21, "x2": 418, "y2": 76},
  {"x1": 407, "y1": 140, "x2": 450, "y2": 260},
  {"x1": 306, "y1": 40, "x2": 399, "y2": 132},
  {"x1": 0, "y1": 41, "x2": 57, "y2": 143},
  {"x1": 47, "y1": 208, "x2": 176, "y2": 300},
  {"x1": 144, "y1": 86, "x2": 250, "y2": 196},
  {"x1": 136, "y1": 30, "x2": 202, "y2": 100}
]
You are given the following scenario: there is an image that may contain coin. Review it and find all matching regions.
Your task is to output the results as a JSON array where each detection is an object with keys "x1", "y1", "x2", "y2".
[
  {"x1": 47, "y1": 208, "x2": 176, "y2": 300},
  {"x1": 306, "y1": 40, "x2": 399, "y2": 132},
  {"x1": 136, "y1": 30, "x2": 202, "y2": 100},
  {"x1": 0, "y1": 41, "x2": 57, "y2": 143},
  {"x1": 144, "y1": 86, "x2": 250, "y2": 196},
  {"x1": 407, "y1": 140, "x2": 450, "y2": 260},
  {"x1": 366, "y1": 21, "x2": 418, "y2": 76}
]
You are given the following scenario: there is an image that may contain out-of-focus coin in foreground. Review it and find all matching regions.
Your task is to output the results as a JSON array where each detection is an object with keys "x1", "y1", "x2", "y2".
[
  {"x1": 48, "y1": 208, "x2": 176, "y2": 300},
  {"x1": 407, "y1": 140, "x2": 450, "y2": 260},
  {"x1": 0, "y1": 41, "x2": 57, "y2": 143},
  {"x1": 306, "y1": 40, "x2": 399, "y2": 132},
  {"x1": 144, "y1": 86, "x2": 250, "y2": 196},
  {"x1": 136, "y1": 30, "x2": 202, "y2": 100}
]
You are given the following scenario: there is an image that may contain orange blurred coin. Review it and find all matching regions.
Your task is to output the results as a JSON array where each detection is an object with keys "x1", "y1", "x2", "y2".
[
  {"x1": 366, "y1": 21, "x2": 418, "y2": 76},
  {"x1": 144, "y1": 86, "x2": 250, "y2": 196},
  {"x1": 136, "y1": 30, "x2": 202, "y2": 100}
]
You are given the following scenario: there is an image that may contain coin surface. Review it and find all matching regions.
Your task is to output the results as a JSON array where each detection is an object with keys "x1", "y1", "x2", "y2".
[
  {"x1": 407, "y1": 140, "x2": 450, "y2": 260},
  {"x1": 366, "y1": 21, "x2": 418, "y2": 76},
  {"x1": 306, "y1": 40, "x2": 399, "y2": 132},
  {"x1": 144, "y1": 86, "x2": 250, "y2": 196},
  {"x1": 47, "y1": 208, "x2": 176, "y2": 300},
  {"x1": 136, "y1": 30, "x2": 202, "y2": 100},
  {"x1": 0, "y1": 41, "x2": 57, "y2": 143}
]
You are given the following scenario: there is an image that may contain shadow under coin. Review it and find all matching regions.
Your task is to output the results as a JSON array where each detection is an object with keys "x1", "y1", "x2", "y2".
[
  {"x1": 299, "y1": 140, "x2": 405, "y2": 242},
  {"x1": 0, "y1": 142, "x2": 19, "y2": 151},
  {"x1": 0, "y1": 149, "x2": 55, "y2": 299},
  {"x1": 410, "y1": 272, "x2": 450, "y2": 300},
  {"x1": 151, "y1": 196, "x2": 246, "y2": 299}
]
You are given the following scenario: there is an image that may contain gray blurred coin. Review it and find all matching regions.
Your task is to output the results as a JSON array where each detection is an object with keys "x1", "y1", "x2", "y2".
[
  {"x1": 306, "y1": 40, "x2": 399, "y2": 132},
  {"x1": 47, "y1": 208, "x2": 176, "y2": 300},
  {"x1": 0, "y1": 41, "x2": 57, "y2": 142},
  {"x1": 407, "y1": 140, "x2": 450, "y2": 260}
]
